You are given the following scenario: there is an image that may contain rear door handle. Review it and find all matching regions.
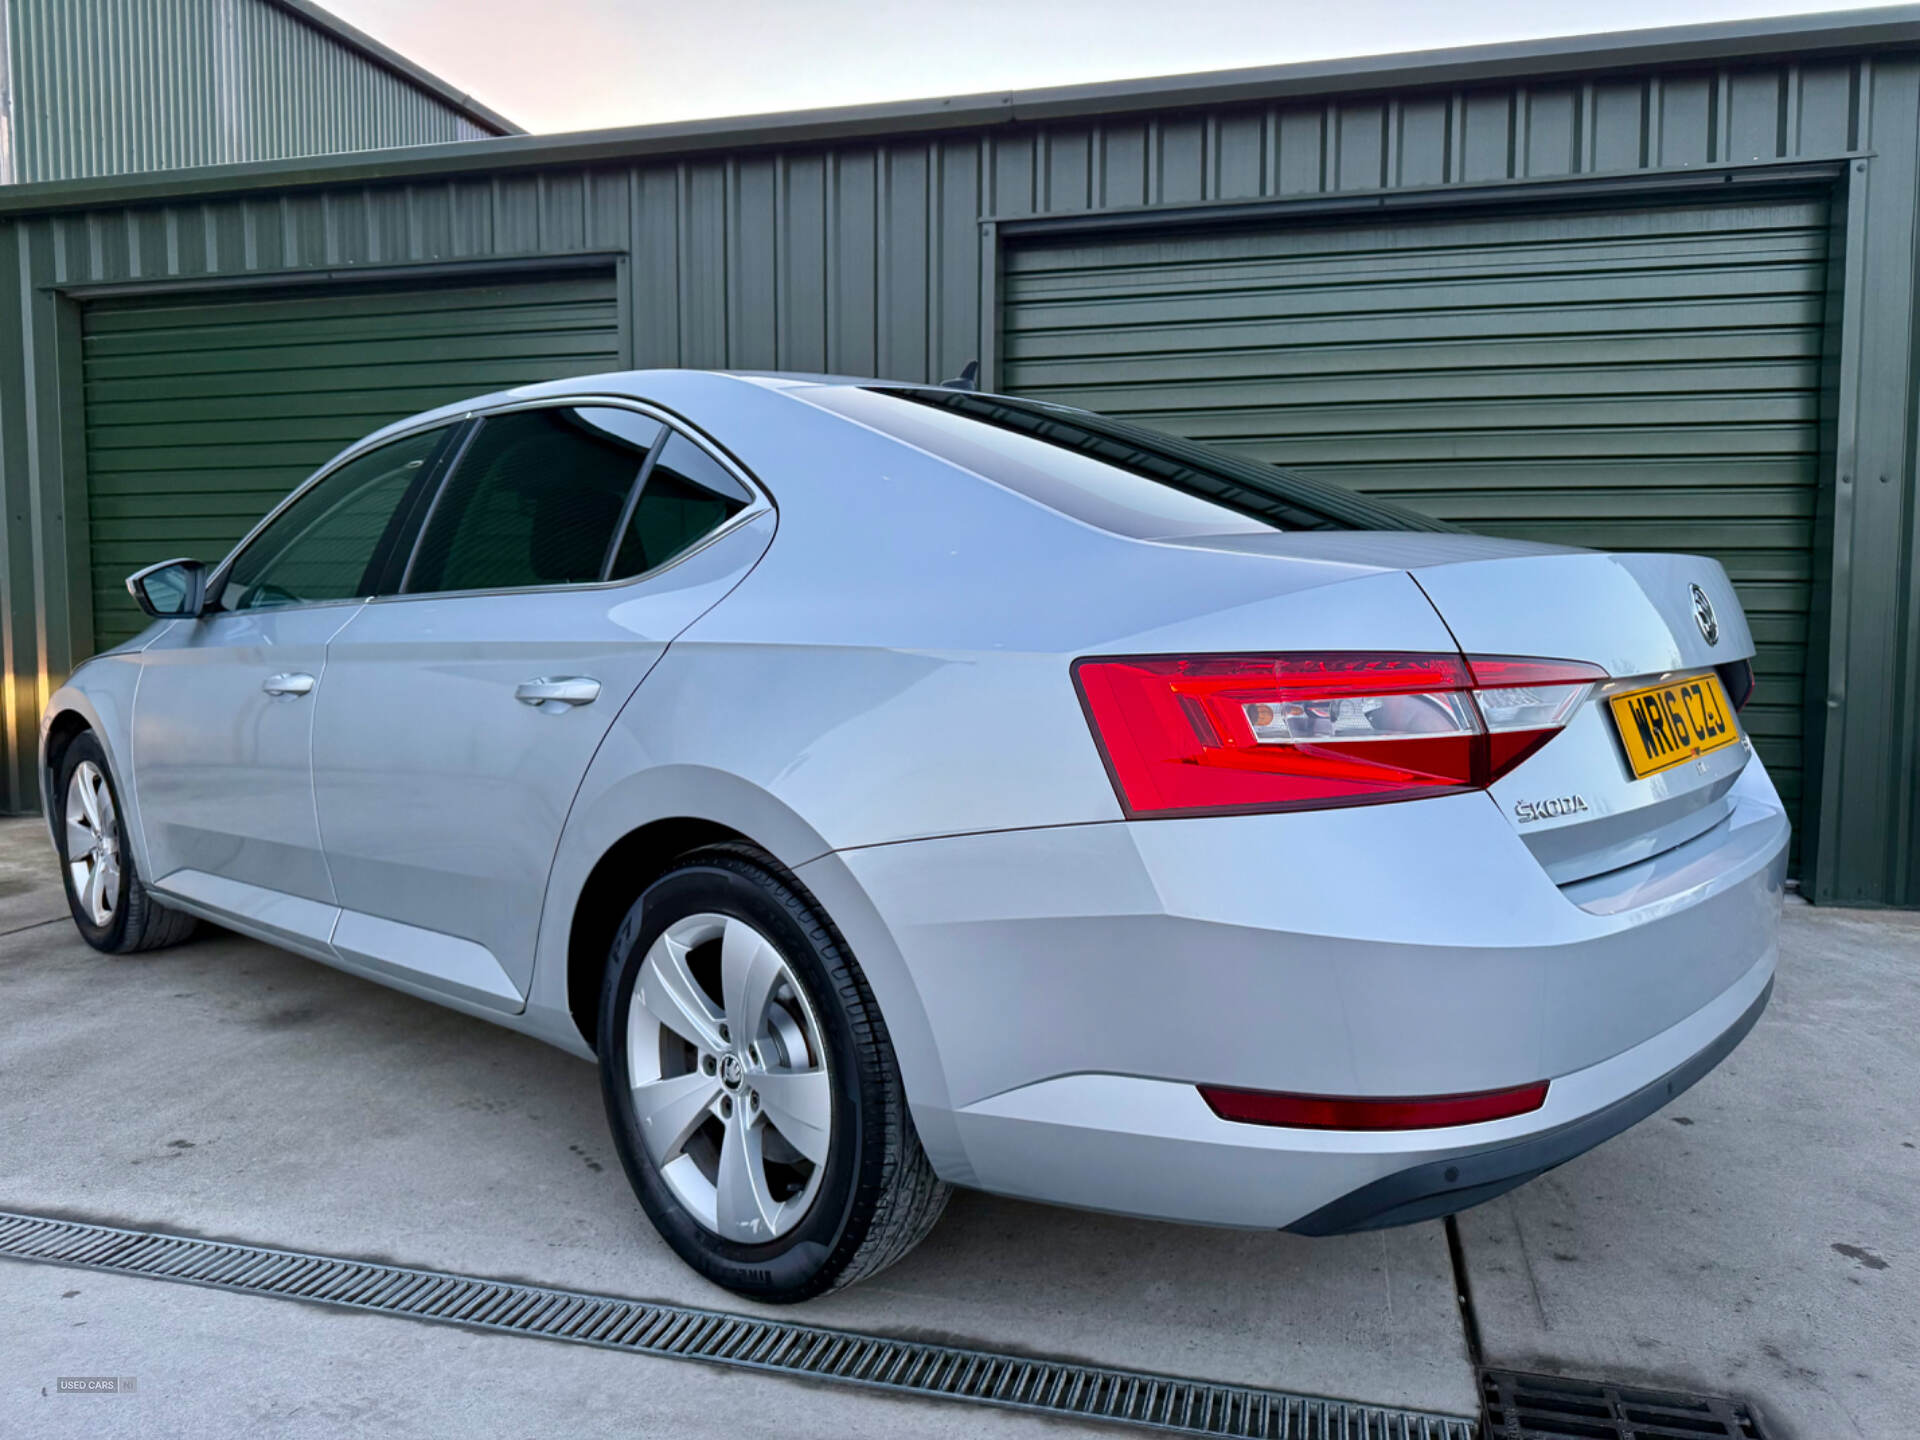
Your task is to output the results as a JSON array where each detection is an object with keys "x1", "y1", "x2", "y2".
[
  {"x1": 262, "y1": 672, "x2": 316, "y2": 697},
  {"x1": 515, "y1": 676, "x2": 601, "y2": 709}
]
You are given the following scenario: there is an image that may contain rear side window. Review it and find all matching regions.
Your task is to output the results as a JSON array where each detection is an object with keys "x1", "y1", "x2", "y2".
[
  {"x1": 608, "y1": 434, "x2": 751, "y2": 580},
  {"x1": 405, "y1": 406, "x2": 664, "y2": 594},
  {"x1": 223, "y1": 425, "x2": 453, "y2": 611},
  {"x1": 798, "y1": 386, "x2": 1452, "y2": 536}
]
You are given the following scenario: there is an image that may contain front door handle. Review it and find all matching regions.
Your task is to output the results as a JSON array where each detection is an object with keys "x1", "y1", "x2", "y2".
[
  {"x1": 515, "y1": 676, "x2": 602, "y2": 710},
  {"x1": 262, "y1": 672, "x2": 316, "y2": 697}
]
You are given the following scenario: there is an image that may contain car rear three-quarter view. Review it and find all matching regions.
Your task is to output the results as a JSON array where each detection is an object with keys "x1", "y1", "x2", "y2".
[
  {"x1": 767, "y1": 383, "x2": 1784, "y2": 1247},
  {"x1": 39, "y1": 370, "x2": 1786, "y2": 1305}
]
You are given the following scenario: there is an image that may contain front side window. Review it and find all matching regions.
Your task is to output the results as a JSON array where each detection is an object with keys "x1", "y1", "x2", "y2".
[
  {"x1": 222, "y1": 426, "x2": 453, "y2": 611},
  {"x1": 404, "y1": 406, "x2": 664, "y2": 594}
]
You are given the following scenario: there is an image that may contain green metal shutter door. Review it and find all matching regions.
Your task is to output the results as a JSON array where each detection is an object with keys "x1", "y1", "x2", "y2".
[
  {"x1": 81, "y1": 272, "x2": 621, "y2": 650},
  {"x1": 1002, "y1": 198, "x2": 1826, "y2": 843}
]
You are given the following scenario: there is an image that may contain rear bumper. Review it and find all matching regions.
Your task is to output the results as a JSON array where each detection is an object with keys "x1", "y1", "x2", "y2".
[
  {"x1": 820, "y1": 756, "x2": 1787, "y2": 1229},
  {"x1": 1288, "y1": 974, "x2": 1772, "y2": 1235},
  {"x1": 927, "y1": 945, "x2": 1774, "y2": 1229}
]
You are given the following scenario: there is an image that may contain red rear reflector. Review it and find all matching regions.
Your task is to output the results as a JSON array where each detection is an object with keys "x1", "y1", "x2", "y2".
[
  {"x1": 1073, "y1": 652, "x2": 1606, "y2": 817},
  {"x1": 1198, "y1": 1081, "x2": 1550, "y2": 1131}
]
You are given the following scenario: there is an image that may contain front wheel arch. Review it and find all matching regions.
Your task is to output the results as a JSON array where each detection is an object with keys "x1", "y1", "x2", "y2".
[
  {"x1": 50, "y1": 728, "x2": 196, "y2": 954},
  {"x1": 41, "y1": 707, "x2": 100, "y2": 837},
  {"x1": 43, "y1": 708, "x2": 93, "y2": 787}
]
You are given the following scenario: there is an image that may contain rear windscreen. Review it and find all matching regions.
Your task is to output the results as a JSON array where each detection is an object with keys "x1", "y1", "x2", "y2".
[{"x1": 798, "y1": 385, "x2": 1453, "y2": 537}]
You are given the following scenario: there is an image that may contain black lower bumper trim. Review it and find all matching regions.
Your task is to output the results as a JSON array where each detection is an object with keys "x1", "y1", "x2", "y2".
[{"x1": 1287, "y1": 977, "x2": 1773, "y2": 1237}]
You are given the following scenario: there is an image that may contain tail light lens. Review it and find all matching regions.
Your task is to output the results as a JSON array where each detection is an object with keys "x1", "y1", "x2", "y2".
[
  {"x1": 1073, "y1": 651, "x2": 1606, "y2": 817},
  {"x1": 1466, "y1": 655, "x2": 1608, "y2": 775}
]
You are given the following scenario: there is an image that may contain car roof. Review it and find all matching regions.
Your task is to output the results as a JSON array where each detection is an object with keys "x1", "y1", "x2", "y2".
[{"x1": 347, "y1": 369, "x2": 961, "y2": 454}]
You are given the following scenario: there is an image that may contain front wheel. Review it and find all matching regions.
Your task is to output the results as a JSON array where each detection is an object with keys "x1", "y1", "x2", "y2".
[
  {"x1": 598, "y1": 846, "x2": 949, "y2": 1302},
  {"x1": 53, "y1": 731, "x2": 197, "y2": 954}
]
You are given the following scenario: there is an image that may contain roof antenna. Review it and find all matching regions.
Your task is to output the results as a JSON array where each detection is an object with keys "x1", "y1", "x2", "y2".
[{"x1": 940, "y1": 359, "x2": 980, "y2": 391}]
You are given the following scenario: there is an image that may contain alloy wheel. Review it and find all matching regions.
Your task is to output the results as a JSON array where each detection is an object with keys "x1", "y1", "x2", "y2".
[
  {"x1": 625, "y1": 912, "x2": 833, "y2": 1242},
  {"x1": 64, "y1": 760, "x2": 122, "y2": 927}
]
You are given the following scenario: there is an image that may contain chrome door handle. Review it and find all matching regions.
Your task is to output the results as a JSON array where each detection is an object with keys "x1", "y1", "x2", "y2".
[
  {"x1": 261, "y1": 672, "x2": 316, "y2": 697},
  {"x1": 515, "y1": 676, "x2": 601, "y2": 709}
]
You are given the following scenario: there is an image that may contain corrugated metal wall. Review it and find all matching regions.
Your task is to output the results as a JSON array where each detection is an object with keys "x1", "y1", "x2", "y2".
[
  {"x1": 0, "y1": 61, "x2": 1875, "y2": 365},
  {"x1": 0, "y1": 0, "x2": 15, "y2": 185},
  {"x1": 3, "y1": 0, "x2": 494, "y2": 184},
  {"x1": 998, "y1": 198, "x2": 1831, "y2": 852},
  {"x1": 3, "y1": 50, "x2": 1919, "y2": 904}
]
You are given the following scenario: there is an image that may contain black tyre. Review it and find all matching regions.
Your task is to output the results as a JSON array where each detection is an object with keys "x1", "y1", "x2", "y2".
[
  {"x1": 599, "y1": 845, "x2": 949, "y2": 1302},
  {"x1": 53, "y1": 731, "x2": 198, "y2": 955}
]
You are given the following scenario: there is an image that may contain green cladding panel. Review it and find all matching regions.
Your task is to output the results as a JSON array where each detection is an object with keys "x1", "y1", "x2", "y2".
[
  {"x1": 1002, "y1": 198, "x2": 1827, "y2": 840},
  {"x1": 80, "y1": 272, "x2": 620, "y2": 648},
  {"x1": 3, "y1": 0, "x2": 505, "y2": 185}
]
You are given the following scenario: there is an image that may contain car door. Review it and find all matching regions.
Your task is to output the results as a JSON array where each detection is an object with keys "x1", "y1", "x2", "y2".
[
  {"x1": 308, "y1": 402, "x2": 773, "y2": 1012},
  {"x1": 131, "y1": 424, "x2": 458, "y2": 951}
]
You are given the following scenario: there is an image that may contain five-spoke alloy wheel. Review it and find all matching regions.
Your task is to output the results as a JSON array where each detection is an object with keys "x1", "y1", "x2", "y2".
[
  {"x1": 627, "y1": 911, "x2": 833, "y2": 1243},
  {"x1": 52, "y1": 730, "x2": 197, "y2": 954},
  {"x1": 64, "y1": 760, "x2": 122, "y2": 929},
  {"x1": 599, "y1": 846, "x2": 950, "y2": 1302}
]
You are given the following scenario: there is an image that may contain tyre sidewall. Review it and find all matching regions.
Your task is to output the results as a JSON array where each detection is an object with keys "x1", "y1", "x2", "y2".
[
  {"x1": 53, "y1": 733, "x2": 135, "y2": 952},
  {"x1": 599, "y1": 857, "x2": 872, "y2": 1302}
]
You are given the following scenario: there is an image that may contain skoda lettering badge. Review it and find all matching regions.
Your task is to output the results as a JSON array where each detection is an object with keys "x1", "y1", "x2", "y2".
[
  {"x1": 1690, "y1": 584, "x2": 1719, "y2": 646},
  {"x1": 1515, "y1": 795, "x2": 1589, "y2": 823}
]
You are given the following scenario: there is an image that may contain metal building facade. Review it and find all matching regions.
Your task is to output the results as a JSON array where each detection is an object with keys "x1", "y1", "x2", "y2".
[
  {"x1": 1, "y1": 9, "x2": 1918, "y2": 905},
  {"x1": 0, "y1": 0, "x2": 515, "y2": 185}
]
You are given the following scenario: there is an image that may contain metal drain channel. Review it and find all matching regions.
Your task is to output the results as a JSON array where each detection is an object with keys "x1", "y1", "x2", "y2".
[
  {"x1": 1480, "y1": 1367, "x2": 1769, "y2": 1438},
  {"x1": 0, "y1": 1210, "x2": 1475, "y2": 1439}
]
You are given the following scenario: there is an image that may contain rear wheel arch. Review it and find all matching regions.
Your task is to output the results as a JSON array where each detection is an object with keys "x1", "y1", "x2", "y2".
[
  {"x1": 550, "y1": 768, "x2": 955, "y2": 1169},
  {"x1": 566, "y1": 817, "x2": 761, "y2": 1052}
]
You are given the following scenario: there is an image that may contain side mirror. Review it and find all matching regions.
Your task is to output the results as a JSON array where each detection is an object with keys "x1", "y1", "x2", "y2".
[{"x1": 126, "y1": 558, "x2": 207, "y2": 620}]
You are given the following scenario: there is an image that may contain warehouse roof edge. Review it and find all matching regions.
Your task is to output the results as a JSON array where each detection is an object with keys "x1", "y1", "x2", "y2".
[
  {"x1": 262, "y1": 0, "x2": 525, "y2": 137},
  {"x1": 1, "y1": 4, "x2": 1915, "y2": 216}
]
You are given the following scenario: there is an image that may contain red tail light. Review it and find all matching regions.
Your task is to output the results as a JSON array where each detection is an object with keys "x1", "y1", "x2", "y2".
[{"x1": 1073, "y1": 651, "x2": 1606, "y2": 817}]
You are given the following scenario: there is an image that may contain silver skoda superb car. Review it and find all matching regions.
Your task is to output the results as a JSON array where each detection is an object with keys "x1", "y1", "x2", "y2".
[{"x1": 41, "y1": 371, "x2": 1785, "y2": 1302}]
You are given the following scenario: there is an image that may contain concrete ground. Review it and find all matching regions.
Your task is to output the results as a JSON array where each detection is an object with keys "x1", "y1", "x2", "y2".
[
  {"x1": 1460, "y1": 899, "x2": 1920, "y2": 1438},
  {"x1": 0, "y1": 815, "x2": 1914, "y2": 1438}
]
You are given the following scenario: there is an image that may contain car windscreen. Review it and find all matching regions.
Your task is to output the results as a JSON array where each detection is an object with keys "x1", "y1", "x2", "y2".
[{"x1": 798, "y1": 385, "x2": 1454, "y2": 537}]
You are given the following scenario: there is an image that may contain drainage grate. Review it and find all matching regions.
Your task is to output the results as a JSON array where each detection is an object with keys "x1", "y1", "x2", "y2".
[
  {"x1": 1480, "y1": 1368, "x2": 1769, "y2": 1439},
  {"x1": 0, "y1": 1210, "x2": 1475, "y2": 1439}
]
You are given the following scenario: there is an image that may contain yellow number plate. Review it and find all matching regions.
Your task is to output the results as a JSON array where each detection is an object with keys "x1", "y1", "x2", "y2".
[{"x1": 1608, "y1": 673, "x2": 1741, "y2": 779}]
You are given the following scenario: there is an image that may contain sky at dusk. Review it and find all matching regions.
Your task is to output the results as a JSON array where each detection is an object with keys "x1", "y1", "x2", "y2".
[{"x1": 320, "y1": 0, "x2": 1890, "y2": 135}]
